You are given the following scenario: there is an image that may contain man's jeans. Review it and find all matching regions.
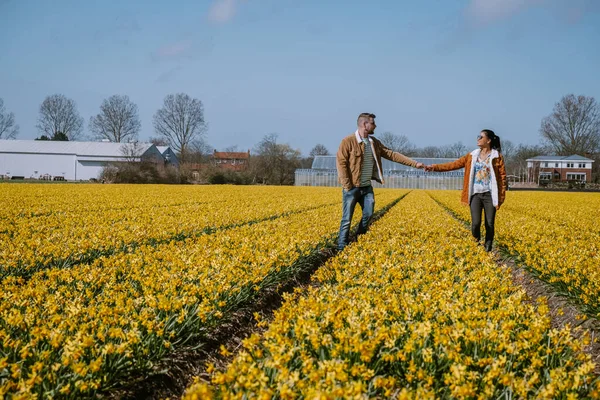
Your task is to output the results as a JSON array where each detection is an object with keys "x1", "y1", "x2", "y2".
[
  {"x1": 470, "y1": 192, "x2": 496, "y2": 251},
  {"x1": 337, "y1": 186, "x2": 375, "y2": 250}
]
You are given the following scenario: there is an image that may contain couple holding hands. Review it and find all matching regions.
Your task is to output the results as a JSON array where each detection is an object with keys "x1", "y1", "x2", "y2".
[{"x1": 336, "y1": 112, "x2": 507, "y2": 252}]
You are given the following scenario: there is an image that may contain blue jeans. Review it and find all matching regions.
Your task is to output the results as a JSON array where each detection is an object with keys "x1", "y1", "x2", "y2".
[{"x1": 337, "y1": 186, "x2": 375, "y2": 250}]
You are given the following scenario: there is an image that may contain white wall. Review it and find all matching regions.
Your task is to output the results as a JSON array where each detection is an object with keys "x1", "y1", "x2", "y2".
[
  {"x1": 0, "y1": 153, "x2": 75, "y2": 179},
  {"x1": 76, "y1": 160, "x2": 107, "y2": 180},
  {"x1": 1, "y1": 149, "x2": 173, "y2": 181}
]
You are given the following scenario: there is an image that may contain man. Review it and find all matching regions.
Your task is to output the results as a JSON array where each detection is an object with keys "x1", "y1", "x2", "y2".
[{"x1": 336, "y1": 113, "x2": 424, "y2": 250}]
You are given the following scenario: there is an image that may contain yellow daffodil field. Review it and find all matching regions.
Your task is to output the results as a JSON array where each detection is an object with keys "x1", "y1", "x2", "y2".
[
  {"x1": 0, "y1": 185, "x2": 347, "y2": 278},
  {"x1": 429, "y1": 191, "x2": 600, "y2": 318},
  {"x1": 185, "y1": 190, "x2": 599, "y2": 399},
  {"x1": 0, "y1": 184, "x2": 402, "y2": 398},
  {"x1": 1, "y1": 184, "x2": 599, "y2": 399}
]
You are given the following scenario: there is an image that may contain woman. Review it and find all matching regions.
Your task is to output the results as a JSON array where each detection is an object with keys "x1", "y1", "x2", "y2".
[{"x1": 426, "y1": 129, "x2": 507, "y2": 251}]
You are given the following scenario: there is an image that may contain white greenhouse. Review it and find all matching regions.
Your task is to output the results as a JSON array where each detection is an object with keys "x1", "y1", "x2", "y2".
[
  {"x1": 0, "y1": 140, "x2": 171, "y2": 181},
  {"x1": 295, "y1": 155, "x2": 465, "y2": 190}
]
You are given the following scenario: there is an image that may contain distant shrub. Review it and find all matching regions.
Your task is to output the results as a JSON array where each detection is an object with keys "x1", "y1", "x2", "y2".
[{"x1": 100, "y1": 162, "x2": 183, "y2": 184}]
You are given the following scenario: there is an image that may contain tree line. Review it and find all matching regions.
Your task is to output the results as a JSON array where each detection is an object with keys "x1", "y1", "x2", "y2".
[
  {"x1": 1, "y1": 93, "x2": 599, "y2": 183},
  {"x1": 0, "y1": 93, "x2": 207, "y2": 164}
]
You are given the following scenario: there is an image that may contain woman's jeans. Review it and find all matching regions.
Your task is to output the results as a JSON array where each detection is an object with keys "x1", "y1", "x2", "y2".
[
  {"x1": 470, "y1": 192, "x2": 496, "y2": 251},
  {"x1": 338, "y1": 186, "x2": 375, "y2": 250}
]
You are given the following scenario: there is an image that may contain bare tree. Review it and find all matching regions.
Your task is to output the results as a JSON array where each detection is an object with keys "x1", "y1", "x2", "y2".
[
  {"x1": 0, "y1": 98, "x2": 19, "y2": 139},
  {"x1": 500, "y1": 139, "x2": 516, "y2": 174},
  {"x1": 501, "y1": 139, "x2": 515, "y2": 159},
  {"x1": 251, "y1": 133, "x2": 301, "y2": 185},
  {"x1": 89, "y1": 95, "x2": 141, "y2": 142},
  {"x1": 417, "y1": 145, "x2": 443, "y2": 158},
  {"x1": 153, "y1": 93, "x2": 207, "y2": 163},
  {"x1": 188, "y1": 137, "x2": 214, "y2": 164},
  {"x1": 540, "y1": 94, "x2": 600, "y2": 155},
  {"x1": 377, "y1": 131, "x2": 415, "y2": 154},
  {"x1": 120, "y1": 141, "x2": 146, "y2": 163},
  {"x1": 302, "y1": 143, "x2": 330, "y2": 169},
  {"x1": 36, "y1": 94, "x2": 84, "y2": 140},
  {"x1": 149, "y1": 136, "x2": 170, "y2": 146},
  {"x1": 416, "y1": 143, "x2": 465, "y2": 158},
  {"x1": 309, "y1": 143, "x2": 330, "y2": 157},
  {"x1": 446, "y1": 141, "x2": 467, "y2": 158}
]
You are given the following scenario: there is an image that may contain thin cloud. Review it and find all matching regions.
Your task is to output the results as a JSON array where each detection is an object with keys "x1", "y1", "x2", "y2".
[
  {"x1": 465, "y1": 0, "x2": 545, "y2": 26},
  {"x1": 208, "y1": 0, "x2": 243, "y2": 23},
  {"x1": 437, "y1": 0, "x2": 598, "y2": 55},
  {"x1": 464, "y1": 0, "x2": 600, "y2": 27},
  {"x1": 156, "y1": 41, "x2": 192, "y2": 58},
  {"x1": 435, "y1": 0, "x2": 544, "y2": 54}
]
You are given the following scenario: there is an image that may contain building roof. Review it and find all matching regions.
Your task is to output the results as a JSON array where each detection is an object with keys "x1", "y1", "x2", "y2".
[
  {"x1": 526, "y1": 154, "x2": 594, "y2": 162},
  {"x1": 0, "y1": 139, "x2": 156, "y2": 157},
  {"x1": 214, "y1": 151, "x2": 250, "y2": 159},
  {"x1": 526, "y1": 156, "x2": 561, "y2": 161},
  {"x1": 563, "y1": 154, "x2": 594, "y2": 161},
  {"x1": 156, "y1": 146, "x2": 170, "y2": 154},
  {"x1": 311, "y1": 155, "x2": 462, "y2": 171}
]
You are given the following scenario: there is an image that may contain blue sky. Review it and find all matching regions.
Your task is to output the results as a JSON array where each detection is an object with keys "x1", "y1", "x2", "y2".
[{"x1": 1, "y1": 0, "x2": 599, "y2": 155}]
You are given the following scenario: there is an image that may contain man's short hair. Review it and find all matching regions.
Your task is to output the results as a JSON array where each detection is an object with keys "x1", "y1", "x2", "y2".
[{"x1": 357, "y1": 113, "x2": 376, "y2": 126}]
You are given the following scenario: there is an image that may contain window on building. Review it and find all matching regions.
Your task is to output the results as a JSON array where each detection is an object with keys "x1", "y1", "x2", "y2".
[
  {"x1": 566, "y1": 173, "x2": 586, "y2": 181},
  {"x1": 578, "y1": 163, "x2": 586, "y2": 168},
  {"x1": 544, "y1": 162, "x2": 549, "y2": 167},
  {"x1": 555, "y1": 163, "x2": 559, "y2": 168},
  {"x1": 566, "y1": 163, "x2": 574, "y2": 168}
]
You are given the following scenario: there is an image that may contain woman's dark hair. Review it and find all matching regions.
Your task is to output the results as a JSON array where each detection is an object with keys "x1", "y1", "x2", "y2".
[{"x1": 481, "y1": 129, "x2": 501, "y2": 153}]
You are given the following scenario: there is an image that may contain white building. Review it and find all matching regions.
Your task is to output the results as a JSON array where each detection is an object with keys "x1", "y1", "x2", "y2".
[
  {"x1": 526, "y1": 155, "x2": 595, "y2": 183},
  {"x1": 0, "y1": 140, "x2": 168, "y2": 181}
]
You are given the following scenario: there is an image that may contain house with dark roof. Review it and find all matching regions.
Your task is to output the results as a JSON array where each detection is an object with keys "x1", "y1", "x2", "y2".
[
  {"x1": 526, "y1": 155, "x2": 595, "y2": 183},
  {"x1": 156, "y1": 146, "x2": 180, "y2": 167}
]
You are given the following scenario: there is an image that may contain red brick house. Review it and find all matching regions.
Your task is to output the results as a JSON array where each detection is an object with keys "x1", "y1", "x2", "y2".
[
  {"x1": 213, "y1": 150, "x2": 250, "y2": 172},
  {"x1": 526, "y1": 155, "x2": 595, "y2": 183}
]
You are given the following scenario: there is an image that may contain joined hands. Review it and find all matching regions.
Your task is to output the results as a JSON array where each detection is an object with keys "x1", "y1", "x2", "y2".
[{"x1": 414, "y1": 163, "x2": 435, "y2": 172}]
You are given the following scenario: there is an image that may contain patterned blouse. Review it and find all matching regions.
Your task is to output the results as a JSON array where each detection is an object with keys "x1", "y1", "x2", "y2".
[{"x1": 473, "y1": 153, "x2": 492, "y2": 194}]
